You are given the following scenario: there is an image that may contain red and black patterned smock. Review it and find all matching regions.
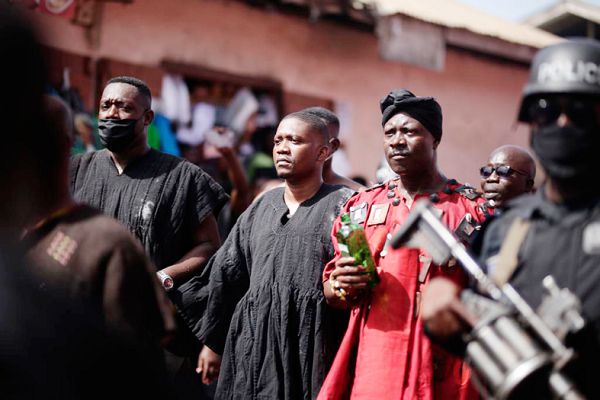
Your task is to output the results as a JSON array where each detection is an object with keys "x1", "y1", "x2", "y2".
[{"x1": 318, "y1": 178, "x2": 491, "y2": 400}]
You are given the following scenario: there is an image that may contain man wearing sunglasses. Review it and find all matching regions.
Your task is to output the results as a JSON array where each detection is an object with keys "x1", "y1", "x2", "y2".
[
  {"x1": 421, "y1": 38, "x2": 600, "y2": 398},
  {"x1": 479, "y1": 145, "x2": 536, "y2": 212}
]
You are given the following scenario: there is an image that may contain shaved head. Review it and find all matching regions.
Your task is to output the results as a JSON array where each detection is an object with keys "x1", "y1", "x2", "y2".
[
  {"x1": 489, "y1": 145, "x2": 536, "y2": 179},
  {"x1": 481, "y1": 145, "x2": 536, "y2": 208}
]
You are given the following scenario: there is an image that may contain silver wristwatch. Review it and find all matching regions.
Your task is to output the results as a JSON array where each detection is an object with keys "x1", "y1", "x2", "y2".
[{"x1": 157, "y1": 270, "x2": 174, "y2": 292}]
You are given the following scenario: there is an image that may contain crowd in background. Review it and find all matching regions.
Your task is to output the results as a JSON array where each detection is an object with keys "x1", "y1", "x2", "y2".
[
  {"x1": 3, "y1": 3, "x2": 600, "y2": 400},
  {"x1": 58, "y1": 75, "x2": 366, "y2": 215}
]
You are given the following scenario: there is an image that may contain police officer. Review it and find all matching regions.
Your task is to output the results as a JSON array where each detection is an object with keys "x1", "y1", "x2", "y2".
[{"x1": 422, "y1": 38, "x2": 600, "y2": 398}]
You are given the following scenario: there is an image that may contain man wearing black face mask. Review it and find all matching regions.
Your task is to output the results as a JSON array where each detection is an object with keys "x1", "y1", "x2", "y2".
[
  {"x1": 70, "y1": 76, "x2": 228, "y2": 399},
  {"x1": 421, "y1": 38, "x2": 600, "y2": 398}
]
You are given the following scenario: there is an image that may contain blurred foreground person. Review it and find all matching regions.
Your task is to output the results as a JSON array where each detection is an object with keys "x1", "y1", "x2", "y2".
[
  {"x1": 305, "y1": 107, "x2": 365, "y2": 191},
  {"x1": 0, "y1": 8, "x2": 47, "y2": 236},
  {"x1": 70, "y1": 75, "x2": 228, "y2": 398},
  {"x1": 0, "y1": 5, "x2": 172, "y2": 399},
  {"x1": 23, "y1": 95, "x2": 175, "y2": 361},
  {"x1": 422, "y1": 38, "x2": 600, "y2": 398},
  {"x1": 479, "y1": 144, "x2": 536, "y2": 214},
  {"x1": 176, "y1": 111, "x2": 353, "y2": 399},
  {"x1": 318, "y1": 90, "x2": 489, "y2": 400}
]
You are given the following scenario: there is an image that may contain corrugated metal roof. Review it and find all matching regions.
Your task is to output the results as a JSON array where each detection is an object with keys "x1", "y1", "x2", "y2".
[
  {"x1": 357, "y1": 0, "x2": 562, "y2": 48},
  {"x1": 526, "y1": 0, "x2": 600, "y2": 27}
]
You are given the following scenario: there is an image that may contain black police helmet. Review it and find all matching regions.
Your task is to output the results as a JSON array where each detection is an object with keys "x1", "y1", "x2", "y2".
[{"x1": 518, "y1": 38, "x2": 600, "y2": 122}]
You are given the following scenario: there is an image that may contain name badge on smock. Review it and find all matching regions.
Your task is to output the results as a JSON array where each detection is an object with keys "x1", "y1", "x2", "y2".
[
  {"x1": 367, "y1": 203, "x2": 389, "y2": 226},
  {"x1": 349, "y1": 202, "x2": 368, "y2": 225},
  {"x1": 583, "y1": 222, "x2": 600, "y2": 255}
]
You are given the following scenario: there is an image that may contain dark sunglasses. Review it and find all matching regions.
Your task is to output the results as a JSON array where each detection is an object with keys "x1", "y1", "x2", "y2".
[
  {"x1": 480, "y1": 165, "x2": 527, "y2": 179},
  {"x1": 527, "y1": 97, "x2": 599, "y2": 128}
]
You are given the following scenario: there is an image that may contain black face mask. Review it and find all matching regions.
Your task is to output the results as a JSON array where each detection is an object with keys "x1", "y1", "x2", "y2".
[
  {"x1": 531, "y1": 124, "x2": 600, "y2": 182},
  {"x1": 98, "y1": 118, "x2": 139, "y2": 152}
]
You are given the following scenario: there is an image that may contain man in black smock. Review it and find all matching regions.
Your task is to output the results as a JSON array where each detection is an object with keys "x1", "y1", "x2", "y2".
[
  {"x1": 70, "y1": 76, "x2": 228, "y2": 398},
  {"x1": 176, "y1": 110, "x2": 353, "y2": 399},
  {"x1": 70, "y1": 77, "x2": 227, "y2": 277},
  {"x1": 421, "y1": 38, "x2": 600, "y2": 398}
]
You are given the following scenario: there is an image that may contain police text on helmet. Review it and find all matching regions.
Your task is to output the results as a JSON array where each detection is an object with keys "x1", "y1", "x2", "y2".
[{"x1": 538, "y1": 60, "x2": 600, "y2": 86}]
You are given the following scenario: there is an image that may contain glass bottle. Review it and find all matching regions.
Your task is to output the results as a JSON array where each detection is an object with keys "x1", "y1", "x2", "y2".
[{"x1": 336, "y1": 213, "x2": 380, "y2": 288}]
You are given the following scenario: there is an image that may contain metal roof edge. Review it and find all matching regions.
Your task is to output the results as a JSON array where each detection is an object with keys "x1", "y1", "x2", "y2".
[
  {"x1": 526, "y1": 0, "x2": 600, "y2": 27},
  {"x1": 358, "y1": 0, "x2": 561, "y2": 49}
]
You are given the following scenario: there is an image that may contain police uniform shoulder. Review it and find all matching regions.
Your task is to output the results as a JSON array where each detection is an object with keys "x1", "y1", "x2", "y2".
[
  {"x1": 505, "y1": 192, "x2": 536, "y2": 209},
  {"x1": 481, "y1": 195, "x2": 540, "y2": 245},
  {"x1": 483, "y1": 208, "x2": 519, "y2": 244},
  {"x1": 499, "y1": 193, "x2": 539, "y2": 219}
]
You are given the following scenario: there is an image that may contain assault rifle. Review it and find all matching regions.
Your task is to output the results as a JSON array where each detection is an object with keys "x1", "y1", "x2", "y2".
[{"x1": 390, "y1": 199, "x2": 586, "y2": 400}]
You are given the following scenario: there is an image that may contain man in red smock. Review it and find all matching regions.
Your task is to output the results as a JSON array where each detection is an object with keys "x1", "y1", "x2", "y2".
[{"x1": 318, "y1": 89, "x2": 489, "y2": 400}]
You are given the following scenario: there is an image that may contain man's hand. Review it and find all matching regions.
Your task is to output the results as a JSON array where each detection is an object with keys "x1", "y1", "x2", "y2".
[
  {"x1": 421, "y1": 277, "x2": 476, "y2": 339},
  {"x1": 324, "y1": 256, "x2": 372, "y2": 308},
  {"x1": 332, "y1": 256, "x2": 371, "y2": 297},
  {"x1": 196, "y1": 345, "x2": 222, "y2": 385}
]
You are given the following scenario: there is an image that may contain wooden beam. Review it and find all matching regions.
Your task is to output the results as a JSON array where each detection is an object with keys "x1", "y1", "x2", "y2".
[{"x1": 160, "y1": 60, "x2": 282, "y2": 91}]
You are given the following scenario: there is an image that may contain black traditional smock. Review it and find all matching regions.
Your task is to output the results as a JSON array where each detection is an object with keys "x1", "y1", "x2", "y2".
[
  {"x1": 177, "y1": 184, "x2": 352, "y2": 400},
  {"x1": 70, "y1": 149, "x2": 228, "y2": 270}
]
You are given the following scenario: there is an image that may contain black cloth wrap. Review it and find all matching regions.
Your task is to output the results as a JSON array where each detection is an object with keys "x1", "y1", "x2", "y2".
[{"x1": 380, "y1": 89, "x2": 443, "y2": 142}]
